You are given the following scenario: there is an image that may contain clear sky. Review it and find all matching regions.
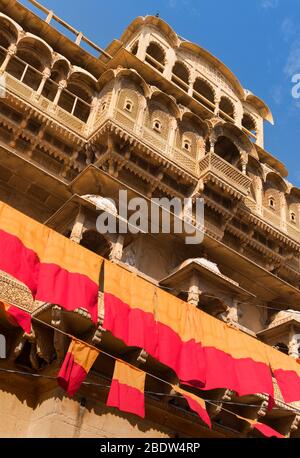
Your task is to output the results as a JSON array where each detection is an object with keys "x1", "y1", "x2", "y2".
[{"x1": 19, "y1": 0, "x2": 300, "y2": 185}]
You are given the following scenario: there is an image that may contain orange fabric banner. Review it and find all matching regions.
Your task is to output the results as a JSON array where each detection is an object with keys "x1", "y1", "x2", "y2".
[
  {"x1": 0, "y1": 301, "x2": 31, "y2": 333},
  {"x1": 236, "y1": 414, "x2": 284, "y2": 438},
  {"x1": 106, "y1": 360, "x2": 146, "y2": 418},
  {"x1": 0, "y1": 201, "x2": 102, "y2": 323},
  {"x1": 104, "y1": 260, "x2": 274, "y2": 399},
  {"x1": 172, "y1": 385, "x2": 211, "y2": 428},
  {"x1": 57, "y1": 338, "x2": 100, "y2": 397}
]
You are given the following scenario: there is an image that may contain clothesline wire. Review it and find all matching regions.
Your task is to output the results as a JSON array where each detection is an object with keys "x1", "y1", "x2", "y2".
[
  {"x1": 1, "y1": 303, "x2": 298, "y2": 436},
  {"x1": 0, "y1": 367, "x2": 270, "y2": 408}
]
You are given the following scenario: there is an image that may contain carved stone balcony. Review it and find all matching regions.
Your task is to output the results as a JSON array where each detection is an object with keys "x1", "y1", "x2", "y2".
[
  {"x1": 4, "y1": 72, "x2": 88, "y2": 137},
  {"x1": 198, "y1": 152, "x2": 252, "y2": 198}
]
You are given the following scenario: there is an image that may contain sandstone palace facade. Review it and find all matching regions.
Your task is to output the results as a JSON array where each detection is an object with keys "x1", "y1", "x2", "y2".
[{"x1": 0, "y1": 0, "x2": 300, "y2": 438}]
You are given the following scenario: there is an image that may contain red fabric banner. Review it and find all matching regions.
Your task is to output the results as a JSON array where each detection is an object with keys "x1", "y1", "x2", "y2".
[
  {"x1": 173, "y1": 385, "x2": 211, "y2": 428},
  {"x1": 106, "y1": 360, "x2": 146, "y2": 418},
  {"x1": 1, "y1": 301, "x2": 31, "y2": 333},
  {"x1": 0, "y1": 202, "x2": 102, "y2": 323},
  {"x1": 57, "y1": 338, "x2": 100, "y2": 397}
]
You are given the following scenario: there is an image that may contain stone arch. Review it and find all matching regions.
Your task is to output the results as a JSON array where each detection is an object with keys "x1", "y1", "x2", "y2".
[
  {"x1": 130, "y1": 41, "x2": 138, "y2": 56},
  {"x1": 214, "y1": 135, "x2": 241, "y2": 169},
  {"x1": 219, "y1": 95, "x2": 235, "y2": 121},
  {"x1": 80, "y1": 229, "x2": 112, "y2": 259},
  {"x1": 145, "y1": 41, "x2": 166, "y2": 73},
  {"x1": 98, "y1": 68, "x2": 150, "y2": 99},
  {"x1": 287, "y1": 187, "x2": 300, "y2": 227},
  {"x1": 6, "y1": 34, "x2": 53, "y2": 91},
  {"x1": 146, "y1": 91, "x2": 178, "y2": 141},
  {"x1": 58, "y1": 69, "x2": 97, "y2": 122},
  {"x1": 242, "y1": 112, "x2": 257, "y2": 140},
  {"x1": 0, "y1": 14, "x2": 19, "y2": 51},
  {"x1": 263, "y1": 171, "x2": 287, "y2": 217},
  {"x1": 171, "y1": 60, "x2": 190, "y2": 92},
  {"x1": 273, "y1": 342, "x2": 289, "y2": 355},
  {"x1": 42, "y1": 57, "x2": 70, "y2": 101},
  {"x1": 199, "y1": 293, "x2": 228, "y2": 321},
  {"x1": 213, "y1": 122, "x2": 257, "y2": 158},
  {"x1": 177, "y1": 112, "x2": 207, "y2": 160},
  {"x1": 193, "y1": 77, "x2": 215, "y2": 111},
  {"x1": 247, "y1": 155, "x2": 263, "y2": 202},
  {"x1": 116, "y1": 74, "x2": 147, "y2": 121}
]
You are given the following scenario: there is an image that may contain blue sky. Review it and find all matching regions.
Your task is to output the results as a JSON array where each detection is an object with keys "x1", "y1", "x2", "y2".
[{"x1": 20, "y1": 0, "x2": 300, "y2": 185}]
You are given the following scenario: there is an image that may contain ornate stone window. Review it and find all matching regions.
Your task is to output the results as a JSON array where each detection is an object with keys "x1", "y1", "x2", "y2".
[
  {"x1": 153, "y1": 119, "x2": 162, "y2": 133},
  {"x1": 182, "y1": 137, "x2": 191, "y2": 152},
  {"x1": 124, "y1": 99, "x2": 133, "y2": 112},
  {"x1": 269, "y1": 196, "x2": 275, "y2": 209},
  {"x1": 290, "y1": 211, "x2": 296, "y2": 223},
  {"x1": 101, "y1": 102, "x2": 107, "y2": 112}
]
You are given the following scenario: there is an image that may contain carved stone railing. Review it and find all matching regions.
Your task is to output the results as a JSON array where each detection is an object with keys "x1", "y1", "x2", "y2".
[
  {"x1": 0, "y1": 270, "x2": 33, "y2": 312},
  {"x1": 198, "y1": 152, "x2": 252, "y2": 197},
  {"x1": 4, "y1": 72, "x2": 87, "y2": 136}
]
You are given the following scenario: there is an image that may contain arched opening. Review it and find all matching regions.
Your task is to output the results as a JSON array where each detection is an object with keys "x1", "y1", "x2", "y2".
[
  {"x1": 242, "y1": 113, "x2": 257, "y2": 141},
  {"x1": 80, "y1": 229, "x2": 111, "y2": 259},
  {"x1": 263, "y1": 172, "x2": 287, "y2": 218},
  {"x1": 200, "y1": 294, "x2": 228, "y2": 321},
  {"x1": 214, "y1": 136, "x2": 240, "y2": 168},
  {"x1": 287, "y1": 188, "x2": 300, "y2": 228},
  {"x1": 193, "y1": 78, "x2": 215, "y2": 111},
  {"x1": 273, "y1": 342, "x2": 289, "y2": 355},
  {"x1": 58, "y1": 71, "x2": 95, "y2": 122},
  {"x1": 171, "y1": 61, "x2": 189, "y2": 92},
  {"x1": 6, "y1": 37, "x2": 52, "y2": 91},
  {"x1": 145, "y1": 42, "x2": 165, "y2": 73},
  {"x1": 131, "y1": 42, "x2": 138, "y2": 56},
  {"x1": 0, "y1": 17, "x2": 18, "y2": 66},
  {"x1": 177, "y1": 114, "x2": 205, "y2": 160},
  {"x1": 219, "y1": 96, "x2": 235, "y2": 121},
  {"x1": 42, "y1": 59, "x2": 69, "y2": 101}
]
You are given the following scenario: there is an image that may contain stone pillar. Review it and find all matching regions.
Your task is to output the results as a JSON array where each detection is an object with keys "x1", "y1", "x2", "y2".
[
  {"x1": 35, "y1": 67, "x2": 51, "y2": 98},
  {"x1": 187, "y1": 273, "x2": 200, "y2": 307},
  {"x1": 226, "y1": 298, "x2": 239, "y2": 324},
  {"x1": 136, "y1": 30, "x2": 150, "y2": 62},
  {"x1": 163, "y1": 48, "x2": 176, "y2": 80},
  {"x1": 214, "y1": 90, "x2": 221, "y2": 116},
  {"x1": 188, "y1": 69, "x2": 196, "y2": 97},
  {"x1": 209, "y1": 132, "x2": 217, "y2": 153},
  {"x1": 109, "y1": 235, "x2": 125, "y2": 262},
  {"x1": 134, "y1": 97, "x2": 147, "y2": 136},
  {"x1": 254, "y1": 176, "x2": 263, "y2": 215},
  {"x1": 52, "y1": 79, "x2": 67, "y2": 107},
  {"x1": 288, "y1": 326, "x2": 299, "y2": 359},
  {"x1": 240, "y1": 152, "x2": 248, "y2": 175},
  {"x1": 107, "y1": 78, "x2": 121, "y2": 118},
  {"x1": 166, "y1": 117, "x2": 177, "y2": 156},
  {"x1": 85, "y1": 95, "x2": 98, "y2": 134},
  {"x1": 279, "y1": 192, "x2": 287, "y2": 232},
  {"x1": 0, "y1": 43, "x2": 17, "y2": 75},
  {"x1": 70, "y1": 207, "x2": 85, "y2": 243}
]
